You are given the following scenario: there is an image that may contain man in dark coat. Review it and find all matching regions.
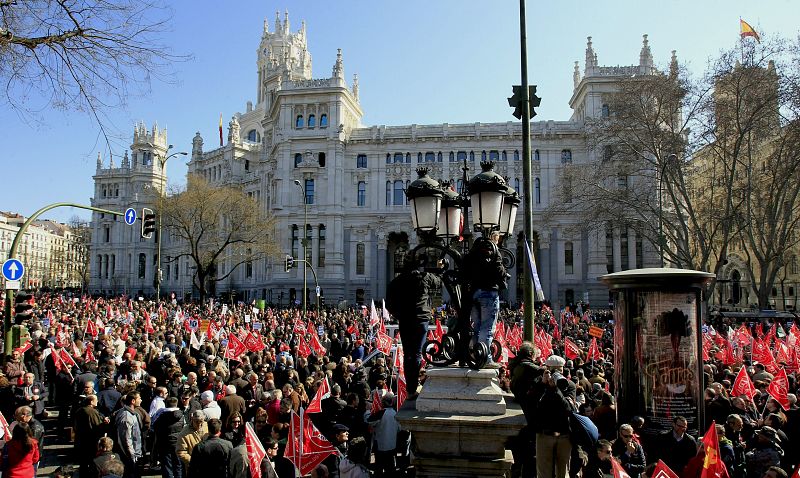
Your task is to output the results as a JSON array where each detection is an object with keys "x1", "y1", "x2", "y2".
[
  {"x1": 386, "y1": 256, "x2": 443, "y2": 397},
  {"x1": 14, "y1": 372, "x2": 49, "y2": 417},
  {"x1": 656, "y1": 416, "x2": 697, "y2": 474},
  {"x1": 98, "y1": 377, "x2": 122, "y2": 417},
  {"x1": 153, "y1": 397, "x2": 185, "y2": 478},
  {"x1": 217, "y1": 384, "x2": 246, "y2": 427},
  {"x1": 74, "y1": 394, "x2": 107, "y2": 478},
  {"x1": 530, "y1": 355, "x2": 576, "y2": 478},
  {"x1": 188, "y1": 418, "x2": 232, "y2": 478}
]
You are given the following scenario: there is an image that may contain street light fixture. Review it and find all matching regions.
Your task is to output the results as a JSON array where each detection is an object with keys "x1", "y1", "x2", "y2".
[
  {"x1": 405, "y1": 160, "x2": 516, "y2": 369},
  {"x1": 293, "y1": 179, "x2": 309, "y2": 317}
]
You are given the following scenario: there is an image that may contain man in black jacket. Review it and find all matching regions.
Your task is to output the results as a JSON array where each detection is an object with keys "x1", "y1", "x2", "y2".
[
  {"x1": 530, "y1": 355, "x2": 576, "y2": 478},
  {"x1": 153, "y1": 397, "x2": 185, "y2": 478},
  {"x1": 386, "y1": 256, "x2": 443, "y2": 397},
  {"x1": 188, "y1": 418, "x2": 231, "y2": 478},
  {"x1": 656, "y1": 416, "x2": 697, "y2": 474}
]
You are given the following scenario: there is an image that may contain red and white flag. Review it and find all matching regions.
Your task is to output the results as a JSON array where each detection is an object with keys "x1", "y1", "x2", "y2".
[
  {"x1": 376, "y1": 332, "x2": 393, "y2": 355},
  {"x1": 306, "y1": 378, "x2": 331, "y2": 414},
  {"x1": 369, "y1": 300, "x2": 380, "y2": 327},
  {"x1": 564, "y1": 338, "x2": 581, "y2": 360},
  {"x1": 611, "y1": 457, "x2": 631, "y2": 478},
  {"x1": 700, "y1": 421, "x2": 730, "y2": 478},
  {"x1": 224, "y1": 334, "x2": 247, "y2": 361},
  {"x1": 397, "y1": 372, "x2": 408, "y2": 410},
  {"x1": 244, "y1": 422, "x2": 266, "y2": 478},
  {"x1": 0, "y1": 411, "x2": 11, "y2": 442},
  {"x1": 59, "y1": 348, "x2": 78, "y2": 370},
  {"x1": 766, "y1": 367, "x2": 791, "y2": 410},
  {"x1": 14, "y1": 341, "x2": 32, "y2": 355},
  {"x1": 244, "y1": 332, "x2": 265, "y2": 352},
  {"x1": 587, "y1": 337, "x2": 603, "y2": 361},
  {"x1": 85, "y1": 319, "x2": 98, "y2": 338},
  {"x1": 285, "y1": 410, "x2": 338, "y2": 477},
  {"x1": 370, "y1": 389, "x2": 384, "y2": 416},
  {"x1": 297, "y1": 335, "x2": 312, "y2": 358},
  {"x1": 309, "y1": 332, "x2": 326, "y2": 356},
  {"x1": 731, "y1": 366, "x2": 758, "y2": 402},
  {"x1": 85, "y1": 347, "x2": 96, "y2": 363},
  {"x1": 652, "y1": 460, "x2": 680, "y2": 478}
]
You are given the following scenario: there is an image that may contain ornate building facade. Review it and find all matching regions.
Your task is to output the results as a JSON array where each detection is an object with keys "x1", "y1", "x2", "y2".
[{"x1": 89, "y1": 12, "x2": 662, "y2": 308}]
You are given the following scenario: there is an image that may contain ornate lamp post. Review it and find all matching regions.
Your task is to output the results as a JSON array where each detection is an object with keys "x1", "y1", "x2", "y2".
[{"x1": 404, "y1": 160, "x2": 516, "y2": 369}]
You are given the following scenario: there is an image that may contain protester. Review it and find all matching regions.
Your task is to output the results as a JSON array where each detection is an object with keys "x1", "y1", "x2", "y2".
[{"x1": 1, "y1": 422, "x2": 40, "y2": 478}]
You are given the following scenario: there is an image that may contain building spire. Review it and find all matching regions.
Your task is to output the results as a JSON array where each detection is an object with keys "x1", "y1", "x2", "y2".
[
  {"x1": 332, "y1": 48, "x2": 344, "y2": 79},
  {"x1": 274, "y1": 11, "x2": 281, "y2": 34},
  {"x1": 669, "y1": 50, "x2": 679, "y2": 79},
  {"x1": 352, "y1": 73, "x2": 359, "y2": 101},
  {"x1": 96, "y1": 152, "x2": 102, "y2": 170},
  {"x1": 284, "y1": 10, "x2": 290, "y2": 34},
  {"x1": 263, "y1": 18, "x2": 269, "y2": 34},
  {"x1": 573, "y1": 61, "x2": 581, "y2": 89},
  {"x1": 122, "y1": 150, "x2": 130, "y2": 168},
  {"x1": 585, "y1": 36, "x2": 596, "y2": 75},
  {"x1": 639, "y1": 34, "x2": 654, "y2": 73}
]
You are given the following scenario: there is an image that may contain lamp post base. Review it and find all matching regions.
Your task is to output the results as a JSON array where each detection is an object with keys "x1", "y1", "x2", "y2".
[{"x1": 396, "y1": 366, "x2": 526, "y2": 478}]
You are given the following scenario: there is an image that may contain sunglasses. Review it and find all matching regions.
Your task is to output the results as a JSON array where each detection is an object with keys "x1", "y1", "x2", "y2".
[{"x1": 621, "y1": 434, "x2": 633, "y2": 438}]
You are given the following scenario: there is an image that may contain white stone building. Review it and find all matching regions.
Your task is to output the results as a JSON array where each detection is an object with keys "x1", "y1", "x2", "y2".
[{"x1": 89, "y1": 12, "x2": 663, "y2": 308}]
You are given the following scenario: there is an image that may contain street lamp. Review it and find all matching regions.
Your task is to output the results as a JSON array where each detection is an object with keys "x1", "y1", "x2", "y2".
[
  {"x1": 405, "y1": 160, "x2": 516, "y2": 369},
  {"x1": 293, "y1": 179, "x2": 309, "y2": 317},
  {"x1": 149, "y1": 144, "x2": 188, "y2": 303}
]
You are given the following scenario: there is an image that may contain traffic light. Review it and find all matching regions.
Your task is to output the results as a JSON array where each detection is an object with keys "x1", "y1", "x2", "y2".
[
  {"x1": 507, "y1": 85, "x2": 542, "y2": 119},
  {"x1": 14, "y1": 291, "x2": 33, "y2": 324},
  {"x1": 284, "y1": 255, "x2": 294, "y2": 272},
  {"x1": 141, "y1": 208, "x2": 156, "y2": 239}
]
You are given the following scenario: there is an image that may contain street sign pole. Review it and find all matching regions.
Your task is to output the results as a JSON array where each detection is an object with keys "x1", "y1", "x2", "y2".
[{"x1": 3, "y1": 202, "x2": 127, "y2": 355}]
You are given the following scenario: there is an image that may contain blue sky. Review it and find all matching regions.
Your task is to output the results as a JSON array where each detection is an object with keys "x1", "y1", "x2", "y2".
[{"x1": 1, "y1": 0, "x2": 797, "y2": 223}]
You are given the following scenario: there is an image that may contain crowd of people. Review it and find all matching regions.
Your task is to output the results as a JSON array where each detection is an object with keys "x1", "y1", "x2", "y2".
[{"x1": 0, "y1": 291, "x2": 797, "y2": 478}]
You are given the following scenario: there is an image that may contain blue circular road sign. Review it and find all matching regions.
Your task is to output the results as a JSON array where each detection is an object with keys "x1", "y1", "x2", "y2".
[
  {"x1": 124, "y1": 208, "x2": 137, "y2": 225},
  {"x1": 2, "y1": 259, "x2": 25, "y2": 281}
]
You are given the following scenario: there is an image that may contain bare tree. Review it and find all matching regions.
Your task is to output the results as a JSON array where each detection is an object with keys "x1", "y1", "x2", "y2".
[
  {"x1": 160, "y1": 175, "x2": 282, "y2": 302},
  {"x1": 548, "y1": 34, "x2": 800, "y2": 308},
  {"x1": 0, "y1": 0, "x2": 187, "y2": 137}
]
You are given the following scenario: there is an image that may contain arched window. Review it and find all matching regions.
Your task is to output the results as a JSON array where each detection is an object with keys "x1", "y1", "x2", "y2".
[
  {"x1": 425, "y1": 152, "x2": 435, "y2": 163},
  {"x1": 482, "y1": 151, "x2": 487, "y2": 161},
  {"x1": 514, "y1": 178, "x2": 520, "y2": 195},
  {"x1": 535, "y1": 178, "x2": 541, "y2": 204},
  {"x1": 501, "y1": 151, "x2": 507, "y2": 161},
  {"x1": 393, "y1": 180, "x2": 404, "y2": 206},
  {"x1": 356, "y1": 243, "x2": 366, "y2": 275},
  {"x1": 534, "y1": 149, "x2": 540, "y2": 161},
  {"x1": 308, "y1": 114, "x2": 316, "y2": 128},
  {"x1": 138, "y1": 253, "x2": 146, "y2": 279},
  {"x1": 245, "y1": 249, "x2": 253, "y2": 278},
  {"x1": 394, "y1": 153, "x2": 404, "y2": 163},
  {"x1": 564, "y1": 241, "x2": 574, "y2": 274},
  {"x1": 417, "y1": 152, "x2": 423, "y2": 163},
  {"x1": 295, "y1": 115, "x2": 304, "y2": 128},
  {"x1": 320, "y1": 114, "x2": 328, "y2": 127},
  {"x1": 318, "y1": 224, "x2": 326, "y2": 268},
  {"x1": 489, "y1": 150, "x2": 499, "y2": 162},
  {"x1": 357, "y1": 181, "x2": 366, "y2": 206},
  {"x1": 601, "y1": 104, "x2": 610, "y2": 117},
  {"x1": 318, "y1": 152, "x2": 326, "y2": 167},
  {"x1": 561, "y1": 149, "x2": 572, "y2": 164},
  {"x1": 386, "y1": 181, "x2": 392, "y2": 206},
  {"x1": 514, "y1": 150, "x2": 520, "y2": 161},
  {"x1": 294, "y1": 153, "x2": 302, "y2": 167},
  {"x1": 469, "y1": 151, "x2": 475, "y2": 162},
  {"x1": 457, "y1": 151, "x2": 467, "y2": 163},
  {"x1": 437, "y1": 152, "x2": 443, "y2": 162},
  {"x1": 449, "y1": 152, "x2": 455, "y2": 162},
  {"x1": 247, "y1": 129, "x2": 258, "y2": 142}
]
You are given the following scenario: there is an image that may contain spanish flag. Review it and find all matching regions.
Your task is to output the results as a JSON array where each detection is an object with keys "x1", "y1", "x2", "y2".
[
  {"x1": 219, "y1": 113, "x2": 223, "y2": 146},
  {"x1": 740, "y1": 19, "x2": 760, "y2": 43}
]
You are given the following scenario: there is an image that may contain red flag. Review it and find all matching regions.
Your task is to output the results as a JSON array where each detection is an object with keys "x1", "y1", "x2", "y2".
[
  {"x1": 755, "y1": 323, "x2": 765, "y2": 338},
  {"x1": 564, "y1": 338, "x2": 581, "y2": 360},
  {"x1": 369, "y1": 300, "x2": 380, "y2": 326},
  {"x1": 587, "y1": 337, "x2": 603, "y2": 361},
  {"x1": 85, "y1": 319, "x2": 98, "y2": 338},
  {"x1": 434, "y1": 319, "x2": 444, "y2": 342},
  {"x1": 85, "y1": 347, "x2": 96, "y2": 363},
  {"x1": 346, "y1": 323, "x2": 359, "y2": 338},
  {"x1": 14, "y1": 341, "x2": 33, "y2": 355},
  {"x1": 776, "y1": 341, "x2": 792, "y2": 365},
  {"x1": 297, "y1": 335, "x2": 312, "y2": 358},
  {"x1": 652, "y1": 460, "x2": 681, "y2": 478},
  {"x1": 0, "y1": 411, "x2": 11, "y2": 442},
  {"x1": 397, "y1": 372, "x2": 407, "y2": 410},
  {"x1": 376, "y1": 332, "x2": 393, "y2": 355},
  {"x1": 751, "y1": 337, "x2": 776, "y2": 368},
  {"x1": 121, "y1": 326, "x2": 129, "y2": 342},
  {"x1": 611, "y1": 457, "x2": 631, "y2": 478},
  {"x1": 309, "y1": 332, "x2": 326, "y2": 356},
  {"x1": 285, "y1": 410, "x2": 337, "y2": 476},
  {"x1": 306, "y1": 378, "x2": 331, "y2": 414},
  {"x1": 370, "y1": 389, "x2": 384, "y2": 415},
  {"x1": 59, "y1": 348, "x2": 78, "y2": 369},
  {"x1": 700, "y1": 421, "x2": 730, "y2": 478},
  {"x1": 243, "y1": 332, "x2": 265, "y2": 352},
  {"x1": 731, "y1": 366, "x2": 758, "y2": 402},
  {"x1": 494, "y1": 320, "x2": 506, "y2": 346},
  {"x1": 766, "y1": 368, "x2": 791, "y2": 410},
  {"x1": 393, "y1": 346, "x2": 405, "y2": 375},
  {"x1": 244, "y1": 422, "x2": 266, "y2": 478},
  {"x1": 145, "y1": 313, "x2": 155, "y2": 334},
  {"x1": 224, "y1": 334, "x2": 247, "y2": 361}
]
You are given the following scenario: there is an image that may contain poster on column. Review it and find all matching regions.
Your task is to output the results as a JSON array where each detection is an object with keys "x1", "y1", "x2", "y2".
[{"x1": 638, "y1": 291, "x2": 701, "y2": 435}]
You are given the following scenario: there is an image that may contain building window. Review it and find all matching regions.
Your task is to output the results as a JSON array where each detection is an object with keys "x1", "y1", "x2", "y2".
[
  {"x1": 304, "y1": 179, "x2": 314, "y2": 205},
  {"x1": 138, "y1": 253, "x2": 146, "y2": 279},
  {"x1": 104, "y1": 226, "x2": 110, "y2": 242},
  {"x1": 247, "y1": 129, "x2": 258, "y2": 142},
  {"x1": 386, "y1": 153, "x2": 391, "y2": 164},
  {"x1": 457, "y1": 151, "x2": 467, "y2": 163},
  {"x1": 501, "y1": 151, "x2": 507, "y2": 161},
  {"x1": 318, "y1": 225, "x2": 326, "y2": 268},
  {"x1": 245, "y1": 160, "x2": 250, "y2": 171},
  {"x1": 457, "y1": 179, "x2": 464, "y2": 195},
  {"x1": 490, "y1": 150, "x2": 500, "y2": 162},
  {"x1": 318, "y1": 152, "x2": 326, "y2": 167},
  {"x1": 174, "y1": 260, "x2": 179, "y2": 280},
  {"x1": 357, "y1": 181, "x2": 366, "y2": 206},
  {"x1": 320, "y1": 114, "x2": 328, "y2": 127},
  {"x1": 291, "y1": 225, "x2": 299, "y2": 259},
  {"x1": 425, "y1": 152, "x2": 435, "y2": 163},
  {"x1": 792, "y1": 255, "x2": 798, "y2": 275},
  {"x1": 636, "y1": 233, "x2": 643, "y2": 269},
  {"x1": 393, "y1": 180, "x2": 404, "y2": 206},
  {"x1": 405, "y1": 153, "x2": 411, "y2": 163},
  {"x1": 535, "y1": 178, "x2": 541, "y2": 204},
  {"x1": 534, "y1": 149, "x2": 540, "y2": 161},
  {"x1": 245, "y1": 249, "x2": 253, "y2": 278},
  {"x1": 561, "y1": 149, "x2": 572, "y2": 164},
  {"x1": 394, "y1": 153, "x2": 404, "y2": 163},
  {"x1": 565, "y1": 241, "x2": 574, "y2": 275},
  {"x1": 308, "y1": 114, "x2": 316, "y2": 128},
  {"x1": 601, "y1": 104, "x2": 610, "y2": 117},
  {"x1": 97, "y1": 255, "x2": 102, "y2": 278},
  {"x1": 305, "y1": 225, "x2": 312, "y2": 264},
  {"x1": 295, "y1": 115, "x2": 304, "y2": 128},
  {"x1": 514, "y1": 150, "x2": 520, "y2": 161},
  {"x1": 482, "y1": 151, "x2": 487, "y2": 161},
  {"x1": 356, "y1": 243, "x2": 365, "y2": 275},
  {"x1": 417, "y1": 152, "x2": 423, "y2": 163},
  {"x1": 294, "y1": 153, "x2": 302, "y2": 167},
  {"x1": 617, "y1": 175, "x2": 628, "y2": 189},
  {"x1": 469, "y1": 151, "x2": 475, "y2": 162},
  {"x1": 621, "y1": 228, "x2": 629, "y2": 270},
  {"x1": 449, "y1": 152, "x2": 455, "y2": 162},
  {"x1": 606, "y1": 224, "x2": 614, "y2": 273},
  {"x1": 514, "y1": 178, "x2": 520, "y2": 195},
  {"x1": 386, "y1": 181, "x2": 392, "y2": 206},
  {"x1": 357, "y1": 154, "x2": 367, "y2": 168},
  {"x1": 437, "y1": 152, "x2": 443, "y2": 162},
  {"x1": 603, "y1": 145, "x2": 613, "y2": 162}
]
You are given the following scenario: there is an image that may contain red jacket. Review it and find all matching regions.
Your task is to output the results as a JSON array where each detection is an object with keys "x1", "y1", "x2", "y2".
[{"x1": 2, "y1": 439, "x2": 40, "y2": 478}]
